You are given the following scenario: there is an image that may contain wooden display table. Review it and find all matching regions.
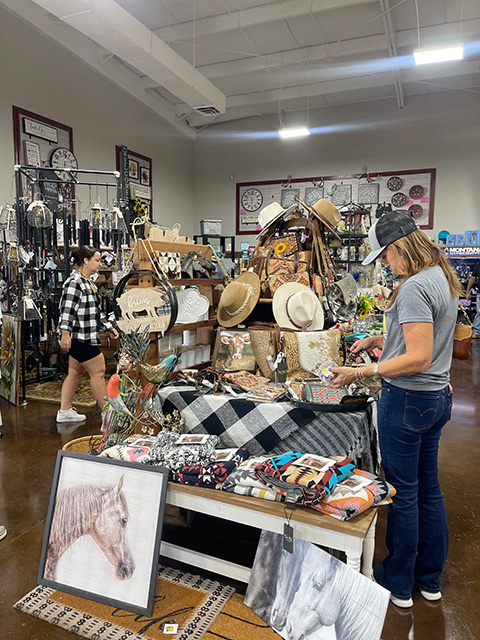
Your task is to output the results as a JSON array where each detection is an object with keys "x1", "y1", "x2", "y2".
[{"x1": 162, "y1": 482, "x2": 377, "y2": 583}]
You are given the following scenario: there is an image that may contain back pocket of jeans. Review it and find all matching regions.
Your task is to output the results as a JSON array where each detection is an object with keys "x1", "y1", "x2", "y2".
[{"x1": 404, "y1": 392, "x2": 440, "y2": 431}]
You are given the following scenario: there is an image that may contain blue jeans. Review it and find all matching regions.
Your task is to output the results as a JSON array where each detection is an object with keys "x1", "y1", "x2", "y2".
[
  {"x1": 473, "y1": 307, "x2": 480, "y2": 335},
  {"x1": 377, "y1": 380, "x2": 452, "y2": 599}
]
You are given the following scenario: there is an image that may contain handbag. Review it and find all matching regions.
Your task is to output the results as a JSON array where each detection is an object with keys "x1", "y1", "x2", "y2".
[
  {"x1": 262, "y1": 250, "x2": 312, "y2": 298},
  {"x1": 268, "y1": 270, "x2": 310, "y2": 295},
  {"x1": 326, "y1": 274, "x2": 358, "y2": 322},
  {"x1": 453, "y1": 303, "x2": 473, "y2": 360},
  {"x1": 282, "y1": 329, "x2": 344, "y2": 380}
]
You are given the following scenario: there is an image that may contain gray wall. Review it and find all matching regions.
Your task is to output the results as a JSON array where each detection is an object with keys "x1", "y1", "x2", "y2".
[
  {"x1": 194, "y1": 91, "x2": 480, "y2": 244},
  {"x1": 0, "y1": 8, "x2": 195, "y2": 235}
]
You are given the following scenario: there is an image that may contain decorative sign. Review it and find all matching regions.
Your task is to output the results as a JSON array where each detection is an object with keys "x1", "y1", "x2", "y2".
[
  {"x1": 444, "y1": 246, "x2": 480, "y2": 257},
  {"x1": 116, "y1": 287, "x2": 170, "y2": 334},
  {"x1": 23, "y1": 117, "x2": 58, "y2": 143},
  {"x1": 132, "y1": 183, "x2": 152, "y2": 200},
  {"x1": 23, "y1": 140, "x2": 41, "y2": 166},
  {"x1": 116, "y1": 146, "x2": 153, "y2": 218},
  {"x1": 236, "y1": 168, "x2": 436, "y2": 234}
]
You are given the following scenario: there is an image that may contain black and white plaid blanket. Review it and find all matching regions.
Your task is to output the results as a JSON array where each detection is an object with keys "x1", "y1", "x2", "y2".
[{"x1": 156, "y1": 386, "x2": 378, "y2": 472}]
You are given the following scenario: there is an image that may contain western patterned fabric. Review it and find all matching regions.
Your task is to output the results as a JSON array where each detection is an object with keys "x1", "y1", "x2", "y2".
[
  {"x1": 304, "y1": 383, "x2": 346, "y2": 404},
  {"x1": 155, "y1": 385, "x2": 378, "y2": 472},
  {"x1": 141, "y1": 431, "x2": 220, "y2": 471},
  {"x1": 99, "y1": 444, "x2": 151, "y2": 462},
  {"x1": 254, "y1": 452, "x2": 355, "y2": 505},
  {"x1": 311, "y1": 469, "x2": 397, "y2": 521},
  {"x1": 221, "y1": 456, "x2": 282, "y2": 501},
  {"x1": 172, "y1": 448, "x2": 250, "y2": 487}
]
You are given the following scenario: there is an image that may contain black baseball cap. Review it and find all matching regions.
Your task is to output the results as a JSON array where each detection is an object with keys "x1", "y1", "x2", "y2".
[{"x1": 362, "y1": 210, "x2": 418, "y2": 265}]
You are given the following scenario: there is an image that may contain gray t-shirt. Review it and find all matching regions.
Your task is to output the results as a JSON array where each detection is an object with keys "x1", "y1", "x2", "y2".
[{"x1": 380, "y1": 265, "x2": 457, "y2": 390}]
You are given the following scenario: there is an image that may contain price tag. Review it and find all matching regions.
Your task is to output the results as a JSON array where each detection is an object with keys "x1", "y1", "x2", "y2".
[
  {"x1": 163, "y1": 623, "x2": 179, "y2": 634},
  {"x1": 283, "y1": 522, "x2": 294, "y2": 554}
]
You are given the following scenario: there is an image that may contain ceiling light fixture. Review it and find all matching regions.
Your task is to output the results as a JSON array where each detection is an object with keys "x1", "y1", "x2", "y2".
[
  {"x1": 413, "y1": 44, "x2": 464, "y2": 65},
  {"x1": 278, "y1": 127, "x2": 310, "y2": 139}
]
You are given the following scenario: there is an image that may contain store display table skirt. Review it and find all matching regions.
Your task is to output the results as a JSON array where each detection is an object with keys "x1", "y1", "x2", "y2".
[{"x1": 156, "y1": 385, "x2": 378, "y2": 472}]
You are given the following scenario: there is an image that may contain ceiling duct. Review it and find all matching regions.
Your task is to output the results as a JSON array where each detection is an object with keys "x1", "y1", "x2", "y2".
[
  {"x1": 194, "y1": 106, "x2": 222, "y2": 116},
  {"x1": 30, "y1": 0, "x2": 226, "y2": 115}
]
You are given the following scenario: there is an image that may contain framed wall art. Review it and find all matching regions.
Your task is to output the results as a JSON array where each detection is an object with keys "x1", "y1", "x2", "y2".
[
  {"x1": 38, "y1": 451, "x2": 169, "y2": 616},
  {"x1": 116, "y1": 146, "x2": 153, "y2": 218},
  {"x1": 0, "y1": 313, "x2": 21, "y2": 405},
  {"x1": 236, "y1": 168, "x2": 436, "y2": 234},
  {"x1": 212, "y1": 328, "x2": 256, "y2": 372},
  {"x1": 22, "y1": 140, "x2": 41, "y2": 167}
]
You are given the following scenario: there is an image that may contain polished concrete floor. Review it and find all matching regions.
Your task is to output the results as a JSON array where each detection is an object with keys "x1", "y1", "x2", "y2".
[{"x1": 0, "y1": 341, "x2": 479, "y2": 639}]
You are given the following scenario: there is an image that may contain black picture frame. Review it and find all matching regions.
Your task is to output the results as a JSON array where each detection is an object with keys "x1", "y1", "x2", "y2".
[
  {"x1": 140, "y1": 166, "x2": 150, "y2": 186},
  {"x1": 129, "y1": 159, "x2": 139, "y2": 180},
  {"x1": 38, "y1": 450, "x2": 169, "y2": 616}
]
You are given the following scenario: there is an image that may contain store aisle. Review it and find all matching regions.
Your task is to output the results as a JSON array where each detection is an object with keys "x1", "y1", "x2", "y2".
[{"x1": 0, "y1": 342, "x2": 479, "y2": 639}]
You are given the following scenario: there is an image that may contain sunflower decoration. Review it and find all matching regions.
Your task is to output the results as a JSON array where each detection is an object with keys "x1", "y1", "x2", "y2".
[
  {"x1": 274, "y1": 241, "x2": 287, "y2": 255},
  {"x1": 357, "y1": 293, "x2": 375, "y2": 319}
]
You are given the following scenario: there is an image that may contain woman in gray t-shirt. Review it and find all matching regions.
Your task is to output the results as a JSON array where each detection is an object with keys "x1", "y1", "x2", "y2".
[{"x1": 332, "y1": 211, "x2": 462, "y2": 609}]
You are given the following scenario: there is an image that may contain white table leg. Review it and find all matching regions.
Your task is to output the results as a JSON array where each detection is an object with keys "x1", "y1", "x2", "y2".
[{"x1": 361, "y1": 512, "x2": 377, "y2": 578}]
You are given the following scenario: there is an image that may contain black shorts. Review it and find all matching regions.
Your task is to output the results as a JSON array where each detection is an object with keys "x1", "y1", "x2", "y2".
[{"x1": 69, "y1": 339, "x2": 101, "y2": 363}]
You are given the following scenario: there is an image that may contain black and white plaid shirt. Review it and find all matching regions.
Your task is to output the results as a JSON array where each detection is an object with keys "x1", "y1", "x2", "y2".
[{"x1": 59, "y1": 271, "x2": 113, "y2": 345}]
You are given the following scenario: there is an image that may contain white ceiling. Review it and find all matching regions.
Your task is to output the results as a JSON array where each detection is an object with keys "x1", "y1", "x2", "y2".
[{"x1": 2, "y1": 0, "x2": 480, "y2": 139}]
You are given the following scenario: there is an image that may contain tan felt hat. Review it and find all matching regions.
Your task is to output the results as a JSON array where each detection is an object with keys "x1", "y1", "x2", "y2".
[
  {"x1": 217, "y1": 272, "x2": 261, "y2": 327},
  {"x1": 311, "y1": 199, "x2": 342, "y2": 227},
  {"x1": 273, "y1": 282, "x2": 324, "y2": 331}
]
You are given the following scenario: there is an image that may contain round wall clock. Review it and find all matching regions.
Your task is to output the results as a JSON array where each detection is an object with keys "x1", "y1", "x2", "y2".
[
  {"x1": 50, "y1": 147, "x2": 78, "y2": 182},
  {"x1": 391, "y1": 192, "x2": 407, "y2": 208},
  {"x1": 409, "y1": 204, "x2": 423, "y2": 218},
  {"x1": 241, "y1": 188, "x2": 263, "y2": 212},
  {"x1": 409, "y1": 185, "x2": 425, "y2": 200},
  {"x1": 387, "y1": 176, "x2": 403, "y2": 192}
]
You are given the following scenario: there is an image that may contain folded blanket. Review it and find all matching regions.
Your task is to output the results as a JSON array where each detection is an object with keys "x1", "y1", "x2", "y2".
[
  {"x1": 311, "y1": 469, "x2": 396, "y2": 521},
  {"x1": 254, "y1": 452, "x2": 355, "y2": 505},
  {"x1": 172, "y1": 448, "x2": 250, "y2": 487},
  {"x1": 221, "y1": 456, "x2": 282, "y2": 501},
  {"x1": 99, "y1": 444, "x2": 151, "y2": 462},
  {"x1": 141, "y1": 431, "x2": 220, "y2": 471}
]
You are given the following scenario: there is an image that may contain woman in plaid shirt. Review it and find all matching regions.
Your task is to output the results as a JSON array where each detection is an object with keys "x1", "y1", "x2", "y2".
[{"x1": 57, "y1": 246, "x2": 119, "y2": 423}]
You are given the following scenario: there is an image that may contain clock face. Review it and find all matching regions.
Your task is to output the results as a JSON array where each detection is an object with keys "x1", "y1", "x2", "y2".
[
  {"x1": 50, "y1": 147, "x2": 78, "y2": 182},
  {"x1": 241, "y1": 188, "x2": 263, "y2": 212}
]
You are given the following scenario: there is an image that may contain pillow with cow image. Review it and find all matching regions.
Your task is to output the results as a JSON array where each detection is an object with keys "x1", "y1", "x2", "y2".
[{"x1": 212, "y1": 328, "x2": 256, "y2": 372}]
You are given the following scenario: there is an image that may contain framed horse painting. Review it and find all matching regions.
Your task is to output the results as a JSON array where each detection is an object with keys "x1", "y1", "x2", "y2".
[{"x1": 38, "y1": 451, "x2": 169, "y2": 616}]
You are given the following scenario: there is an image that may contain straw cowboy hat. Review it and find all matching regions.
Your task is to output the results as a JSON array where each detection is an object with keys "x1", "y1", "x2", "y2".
[
  {"x1": 311, "y1": 199, "x2": 342, "y2": 227},
  {"x1": 273, "y1": 282, "x2": 324, "y2": 331},
  {"x1": 217, "y1": 272, "x2": 261, "y2": 327},
  {"x1": 257, "y1": 202, "x2": 298, "y2": 236}
]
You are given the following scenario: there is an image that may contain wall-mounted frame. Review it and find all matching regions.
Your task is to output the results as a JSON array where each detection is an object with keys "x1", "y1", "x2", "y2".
[
  {"x1": 212, "y1": 327, "x2": 256, "y2": 372},
  {"x1": 0, "y1": 314, "x2": 21, "y2": 405},
  {"x1": 116, "y1": 146, "x2": 153, "y2": 218},
  {"x1": 38, "y1": 450, "x2": 169, "y2": 616},
  {"x1": 236, "y1": 168, "x2": 436, "y2": 234},
  {"x1": 13, "y1": 106, "x2": 76, "y2": 208}
]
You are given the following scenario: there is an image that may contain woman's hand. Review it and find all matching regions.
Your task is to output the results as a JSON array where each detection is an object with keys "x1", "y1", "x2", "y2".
[
  {"x1": 330, "y1": 366, "x2": 357, "y2": 388},
  {"x1": 60, "y1": 331, "x2": 71, "y2": 354},
  {"x1": 350, "y1": 336, "x2": 379, "y2": 355},
  {"x1": 108, "y1": 328, "x2": 119, "y2": 340}
]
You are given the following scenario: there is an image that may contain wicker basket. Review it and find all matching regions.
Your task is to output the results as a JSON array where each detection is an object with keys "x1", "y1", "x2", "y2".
[{"x1": 62, "y1": 435, "x2": 102, "y2": 454}]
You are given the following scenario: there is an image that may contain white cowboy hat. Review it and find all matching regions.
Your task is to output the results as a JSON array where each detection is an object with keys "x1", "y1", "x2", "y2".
[
  {"x1": 273, "y1": 283, "x2": 324, "y2": 331},
  {"x1": 257, "y1": 202, "x2": 298, "y2": 237},
  {"x1": 217, "y1": 272, "x2": 261, "y2": 327}
]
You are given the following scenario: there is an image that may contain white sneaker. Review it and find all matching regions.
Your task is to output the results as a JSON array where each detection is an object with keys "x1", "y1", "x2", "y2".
[
  {"x1": 419, "y1": 589, "x2": 441, "y2": 601},
  {"x1": 56, "y1": 407, "x2": 86, "y2": 423},
  {"x1": 390, "y1": 595, "x2": 413, "y2": 608},
  {"x1": 0, "y1": 525, "x2": 7, "y2": 541}
]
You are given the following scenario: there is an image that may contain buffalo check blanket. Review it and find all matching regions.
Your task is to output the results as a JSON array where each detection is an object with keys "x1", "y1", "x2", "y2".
[{"x1": 156, "y1": 386, "x2": 378, "y2": 472}]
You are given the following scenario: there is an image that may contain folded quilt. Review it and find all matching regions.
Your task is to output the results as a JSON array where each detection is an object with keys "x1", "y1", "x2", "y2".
[
  {"x1": 221, "y1": 456, "x2": 282, "y2": 501},
  {"x1": 99, "y1": 443, "x2": 151, "y2": 462},
  {"x1": 254, "y1": 452, "x2": 355, "y2": 505},
  {"x1": 311, "y1": 469, "x2": 396, "y2": 521},
  {"x1": 171, "y1": 448, "x2": 250, "y2": 487},
  {"x1": 141, "y1": 431, "x2": 220, "y2": 471}
]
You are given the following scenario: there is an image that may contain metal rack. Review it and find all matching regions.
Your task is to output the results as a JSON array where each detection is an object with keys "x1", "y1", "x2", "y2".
[{"x1": 11, "y1": 165, "x2": 130, "y2": 405}]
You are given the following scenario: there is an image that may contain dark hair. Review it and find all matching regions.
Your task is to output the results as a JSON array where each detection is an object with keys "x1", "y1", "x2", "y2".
[{"x1": 70, "y1": 245, "x2": 99, "y2": 267}]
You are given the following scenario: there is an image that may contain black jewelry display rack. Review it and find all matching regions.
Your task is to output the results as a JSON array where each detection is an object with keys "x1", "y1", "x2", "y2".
[{"x1": 11, "y1": 165, "x2": 131, "y2": 405}]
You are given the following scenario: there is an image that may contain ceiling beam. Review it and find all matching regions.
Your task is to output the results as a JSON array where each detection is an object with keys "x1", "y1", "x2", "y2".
[
  {"x1": 177, "y1": 60, "x2": 480, "y2": 112},
  {"x1": 379, "y1": 0, "x2": 404, "y2": 109},
  {"x1": 153, "y1": 0, "x2": 376, "y2": 42},
  {"x1": 189, "y1": 18, "x2": 480, "y2": 80},
  {"x1": 29, "y1": 0, "x2": 226, "y2": 114},
  {"x1": 0, "y1": 0, "x2": 197, "y2": 139}
]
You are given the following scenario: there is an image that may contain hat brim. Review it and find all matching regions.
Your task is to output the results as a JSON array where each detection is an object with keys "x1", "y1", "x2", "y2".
[
  {"x1": 256, "y1": 204, "x2": 297, "y2": 239},
  {"x1": 272, "y1": 282, "x2": 324, "y2": 331},
  {"x1": 362, "y1": 246, "x2": 384, "y2": 265},
  {"x1": 217, "y1": 272, "x2": 261, "y2": 327}
]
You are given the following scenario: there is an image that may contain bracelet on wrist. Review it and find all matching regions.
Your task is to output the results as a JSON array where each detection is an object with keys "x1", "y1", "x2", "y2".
[{"x1": 373, "y1": 362, "x2": 379, "y2": 377}]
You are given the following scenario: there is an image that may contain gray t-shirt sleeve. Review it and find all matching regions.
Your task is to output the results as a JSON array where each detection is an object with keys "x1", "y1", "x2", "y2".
[{"x1": 395, "y1": 281, "x2": 434, "y2": 325}]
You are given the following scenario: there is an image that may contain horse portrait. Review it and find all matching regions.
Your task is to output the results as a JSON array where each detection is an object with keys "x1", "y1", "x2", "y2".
[{"x1": 44, "y1": 474, "x2": 135, "y2": 583}]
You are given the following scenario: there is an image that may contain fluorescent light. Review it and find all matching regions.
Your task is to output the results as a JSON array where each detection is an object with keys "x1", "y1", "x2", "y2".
[
  {"x1": 414, "y1": 44, "x2": 464, "y2": 65},
  {"x1": 278, "y1": 127, "x2": 310, "y2": 139}
]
